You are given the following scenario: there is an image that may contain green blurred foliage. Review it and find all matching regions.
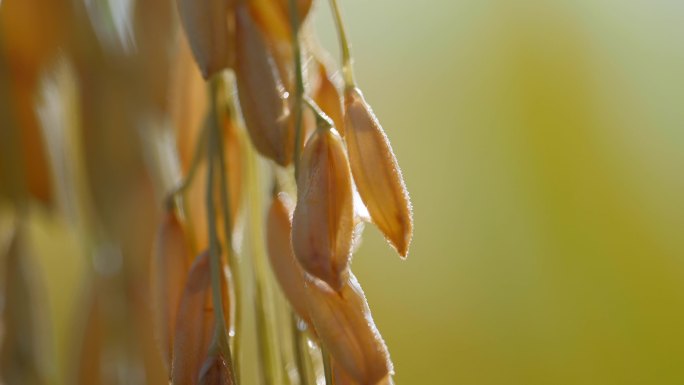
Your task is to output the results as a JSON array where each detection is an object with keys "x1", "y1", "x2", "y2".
[{"x1": 314, "y1": 1, "x2": 684, "y2": 384}]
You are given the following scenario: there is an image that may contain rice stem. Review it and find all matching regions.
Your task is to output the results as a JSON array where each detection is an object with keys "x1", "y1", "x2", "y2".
[
  {"x1": 214, "y1": 76, "x2": 243, "y2": 382},
  {"x1": 166, "y1": 121, "x2": 208, "y2": 255},
  {"x1": 329, "y1": 0, "x2": 356, "y2": 88},
  {"x1": 292, "y1": 313, "x2": 310, "y2": 385},
  {"x1": 321, "y1": 346, "x2": 333, "y2": 385},
  {"x1": 166, "y1": 122, "x2": 208, "y2": 206},
  {"x1": 206, "y1": 77, "x2": 237, "y2": 383},
  {"x1": 246, "y1": 141, "x2": 278, "y2": 385}
]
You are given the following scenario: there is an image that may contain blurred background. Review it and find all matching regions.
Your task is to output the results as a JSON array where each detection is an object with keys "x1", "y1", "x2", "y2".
[
  {"x1": 315, "y1": 1, "x2": 684, "y2": 384},
  {"x1": 2, "y1": 0, "x2": 684, "y2": 384}
]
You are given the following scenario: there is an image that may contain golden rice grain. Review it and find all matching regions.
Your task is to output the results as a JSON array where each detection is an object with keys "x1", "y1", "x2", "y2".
[
  {"x1": 171, "y1": 251, "x2": 214, "y2": 385},
  {"x1": 344, "y1": 87, "x2": 413, "y2": 258},
  {"x1": 313, "y1": 59, "x2": 345, "y2": 136},
  {"x1": 292, "y1": 127, "x2": 354, "y2": 291},
  {"x1": 171, "y1": 251, "x2": 232, "y2": 384},
  {"x1": 176, "y1": 0, "x2": 233, "y2": 78},
  {"x1": 235, "y1": 5, "x2": 293, "y2": 166},
  {"x1": 249, "y1": 0, "x2": 291, "y2": 43},
  {"x1": 304, "y1": 273, "x2": 393, "y2": 384},
  {"x1": 150, "y1": 210, "x2": 191, "y2": 373},
  {"x1": 266, "y1": 192, "x2": 312, "y2": 324}
]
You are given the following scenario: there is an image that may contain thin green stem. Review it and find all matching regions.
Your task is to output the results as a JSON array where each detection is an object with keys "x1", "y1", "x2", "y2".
[
  {"x1": 142, "y1": 87, "x2": 207, "y2": 259},
  {"x1": 289, "y1": 0, "x2": 305, "y2": 180},
  {"x1": 292, "y1": 313, "x2": 310, "y2": 385},
  {"x1": 246, "y1": 143, "x2": 278, "y2": 385},
  {"x1": 165, "y1": 122, "x2": 208, "y2": 206},
  {"x1": 321, "y1": 346, "x2": 333, "y2": 385},
  {"x1": 329, "y1": 0, "x2": 355, "y2": 88},
  {"x1": 214, "y1": 83, "x2": 243, "y2": 382},
  {"x1": 207, "y1": 79, "x2": 237, "y2": 383},
  {"x1": 163, "y1": 103, "x2": 209, "y2": 255},
  {"x1": 206, "y1": 132, "x2": 226, "y2": 346}
]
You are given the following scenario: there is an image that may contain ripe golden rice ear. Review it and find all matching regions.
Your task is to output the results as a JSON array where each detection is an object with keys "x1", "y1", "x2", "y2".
[
  {"x1": 150, "y1": 210, "x2": 191, "y2": 373},
  {"x1": 176, "y1": 0, "x2": 233, "y2": 78},
  {"x1": 314, "y1": 60, "x2": 345, "y2": 137},
  {"x1": 344, "y1": 87, "x2": 413, "y2": 258},
  {"x1": 292, "y1": 128, "x2": 354, "y2": 291},
  {"x1": 304, "y1": 274, "x2": 393, "y2": 384},
  {"x1": 266, "y1": 192, "x2": 311, "y2": 324},
  {"x1": 171, "y1": 251, "x2": 213, "y2": 385},
  {"x1": 198, "y1": 351, "x2": 235, "y2": 385},
  {"x1": 235, "y1": 5, "x2": 293, "y2": 166}
]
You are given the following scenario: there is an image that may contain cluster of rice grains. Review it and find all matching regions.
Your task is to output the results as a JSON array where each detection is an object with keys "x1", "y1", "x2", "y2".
[
  {"x1": 0, "y1": 0, "x2": 413, "y2": 383},
  {"x1": 161, "y1": 0, "x2": 414, "y2": 383}
]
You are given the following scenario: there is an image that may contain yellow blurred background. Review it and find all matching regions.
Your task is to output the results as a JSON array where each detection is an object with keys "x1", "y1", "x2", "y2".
[
  {"x1": 313, "y1": 1, "x2": 684, "y2": 384},
  {"x1": 4, "y1": 0, "x2": 684, "y2": 384}
]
